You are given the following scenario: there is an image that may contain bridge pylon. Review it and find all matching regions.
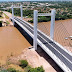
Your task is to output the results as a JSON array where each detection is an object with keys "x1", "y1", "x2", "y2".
[
  {"x1": 11, "y1": 5, "x2": 14, "y2": 25},
  {"x1": 33, "y1": 9, "x2": 56, "y2": 50},
  {"x1": 11, "y1": 5, "x2": 23, "y2": 25},
  {"x1": 33, "y1": 10, "x2": 38, "y2": 50},
  {"x1": 50, "y1": 9, "x2": 56, "y2": 40}
]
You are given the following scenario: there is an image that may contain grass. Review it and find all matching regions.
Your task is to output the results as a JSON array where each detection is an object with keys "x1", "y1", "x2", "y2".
[
  {"x1": 0, "y1": 60, "x2": 45, "y2": 72},
  {"x1": 19, "y1": 60, "x2": 28, "y2": 68},
  {"x1": 4, "y1": 13, "x2": 9, "y2": 19},
  {"x1": 6, "y1": 21, "x2": 10, "y2": 24},
  {"x1": 0, "y1": 17, "x2": 3, "y2": 19}
]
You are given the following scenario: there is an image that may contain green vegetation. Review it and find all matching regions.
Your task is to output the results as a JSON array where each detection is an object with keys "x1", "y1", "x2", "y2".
[
  {"x1": 7, "y1": 68, "x2": 16, "y2": 72},
  {"x1": 0, "y1": 70, "x2": 8, "y2": 72},
  {"x1": 28, "y1": 66, "x2": 44, "y2": 72},
  {"x1": 0, "y1": 11, "x2": 3, "y2": 16},
  {"x1": 0, "y1": 60, "x2": 45, "y2": 72},
  {"x1": 28, "y1": 16, "x2": 51, "y2": 23},
  {"x1": 24, "y1": 66, "x2": 44, "y2": 72},
  {"x1": 0, "y1": 68, "x2": 20, "y2": 72},
  {"x1": 19, "y1": 60, "x2": 28, "y2": 68},
  {"x1": 0, "y1": 11, "x2": 3, "y2": 14},
  {"x1": 6, "y1": 21, "x2": 10, "y2": 24},
  {"x1": 0, "y1": 11, "x2": 3, "y2": 19},
  {"x1": 1, "y1": 2, "x2": 72, "y2": 22},
  {"x1": 28, "y1": 2, "x2": 72, "y2": 23},
  {"x1": 7, "y1": 9, "x2": 33, "y2": 18},
  {"x1": 4, "y1": 13, "x2": 9, "y2": 19},
  {"x1": 24, "y1": 65, "x2": 32, "y2": 72},
  {"x1": 48, "y1": 2, "x2": 72, "y2": 20},
  {"x1": 0, "y1": 21, "x2": 2, "y2": 27},
  {"x1": 0, "y1": 17, "x2": 3, "y2": 19}
]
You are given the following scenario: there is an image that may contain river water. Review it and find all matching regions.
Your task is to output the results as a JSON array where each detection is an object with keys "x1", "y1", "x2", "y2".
[{"x1": 0, "y1": 26, "x2": 31, "y2": 63}]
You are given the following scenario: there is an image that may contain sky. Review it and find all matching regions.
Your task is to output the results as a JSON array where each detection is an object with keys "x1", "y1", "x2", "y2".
[{"x1": 0, "y1": 0, "x2": 72, "y2": 2}]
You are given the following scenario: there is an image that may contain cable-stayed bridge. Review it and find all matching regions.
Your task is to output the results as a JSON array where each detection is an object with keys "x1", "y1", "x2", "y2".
[{"x1": 10, "y1": 5, "x2": 72, "y2": 72}]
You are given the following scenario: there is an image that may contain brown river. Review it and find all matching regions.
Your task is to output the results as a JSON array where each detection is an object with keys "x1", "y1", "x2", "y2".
[{"x1": 0, "y1": 26, "x2": 31, "y2": 64}]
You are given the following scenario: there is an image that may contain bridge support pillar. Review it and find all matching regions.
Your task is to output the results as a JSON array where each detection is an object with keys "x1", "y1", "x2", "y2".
[
  {"x1": 20, "y1": 5, "x2": 23, "y2": 20},
  {"x1": 33, "y1": 10, "x2": 38, "y2": 50},
  {"x1": 50, "y1": 9, "x2": 56, "y2": 40},
  {"x1": 11, "y1": 5, "x2": 14, "y2": 25}
]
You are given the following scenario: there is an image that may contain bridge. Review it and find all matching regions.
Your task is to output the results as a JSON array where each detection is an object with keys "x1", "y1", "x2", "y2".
[{"x1": 10, "y1": 5, "x2": 72, "y2": 72}]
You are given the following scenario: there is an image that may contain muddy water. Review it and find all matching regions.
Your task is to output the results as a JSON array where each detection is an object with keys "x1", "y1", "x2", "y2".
[
  {"x1": 37, "y1": 19, "x2": 72, "y2": 52},
  {"x1": 0, "y1": 26, "x2": 31, "y2": 63},
  {"x1": 31, "y1": 19, "x2": 72, "y2": 52}
]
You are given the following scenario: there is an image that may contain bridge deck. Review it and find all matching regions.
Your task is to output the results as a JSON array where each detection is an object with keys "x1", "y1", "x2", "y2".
[{"x1": 12, "y1": 17, "x2": 72, "y2": 72}]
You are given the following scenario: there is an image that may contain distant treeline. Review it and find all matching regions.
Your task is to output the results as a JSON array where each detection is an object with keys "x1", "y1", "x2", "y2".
[
  {"x1": 0, "y1": 11, "x2": 3, "y2": 17},
  {"x1": 6, "y1": 2, "x2": 72, "y2": 23},
  {"x1": 7, "y1": 9, "x2": 33, "y2": 18}
]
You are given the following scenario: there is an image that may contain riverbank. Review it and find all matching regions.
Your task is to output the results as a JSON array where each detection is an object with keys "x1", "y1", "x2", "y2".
[
  {"x1": 0, "y1": 26, "x2": 31, "y2": 64},
  {"x1": 0, "y1": 26, "x2": 63, "y2": 72}
]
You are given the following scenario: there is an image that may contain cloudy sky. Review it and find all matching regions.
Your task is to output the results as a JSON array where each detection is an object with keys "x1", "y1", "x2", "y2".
[{"x1": 0, "y1": 0, "x2": 72, "y2": 2}]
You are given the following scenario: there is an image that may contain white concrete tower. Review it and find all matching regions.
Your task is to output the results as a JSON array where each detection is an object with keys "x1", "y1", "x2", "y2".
[
  {"x1": 33, "y1": 10, "x2": 38, "y2": 50},
  {"x1": 50, "y1": 9, "x2": 56, "y2": 40},
  {"x1": 11, "y1": 5, "x2": 14, "y2": 25}
]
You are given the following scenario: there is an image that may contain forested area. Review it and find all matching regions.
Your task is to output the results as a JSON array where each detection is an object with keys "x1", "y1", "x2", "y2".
[{"x1": 1, "y1": 1, "x2": 72, "y2": 23}]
